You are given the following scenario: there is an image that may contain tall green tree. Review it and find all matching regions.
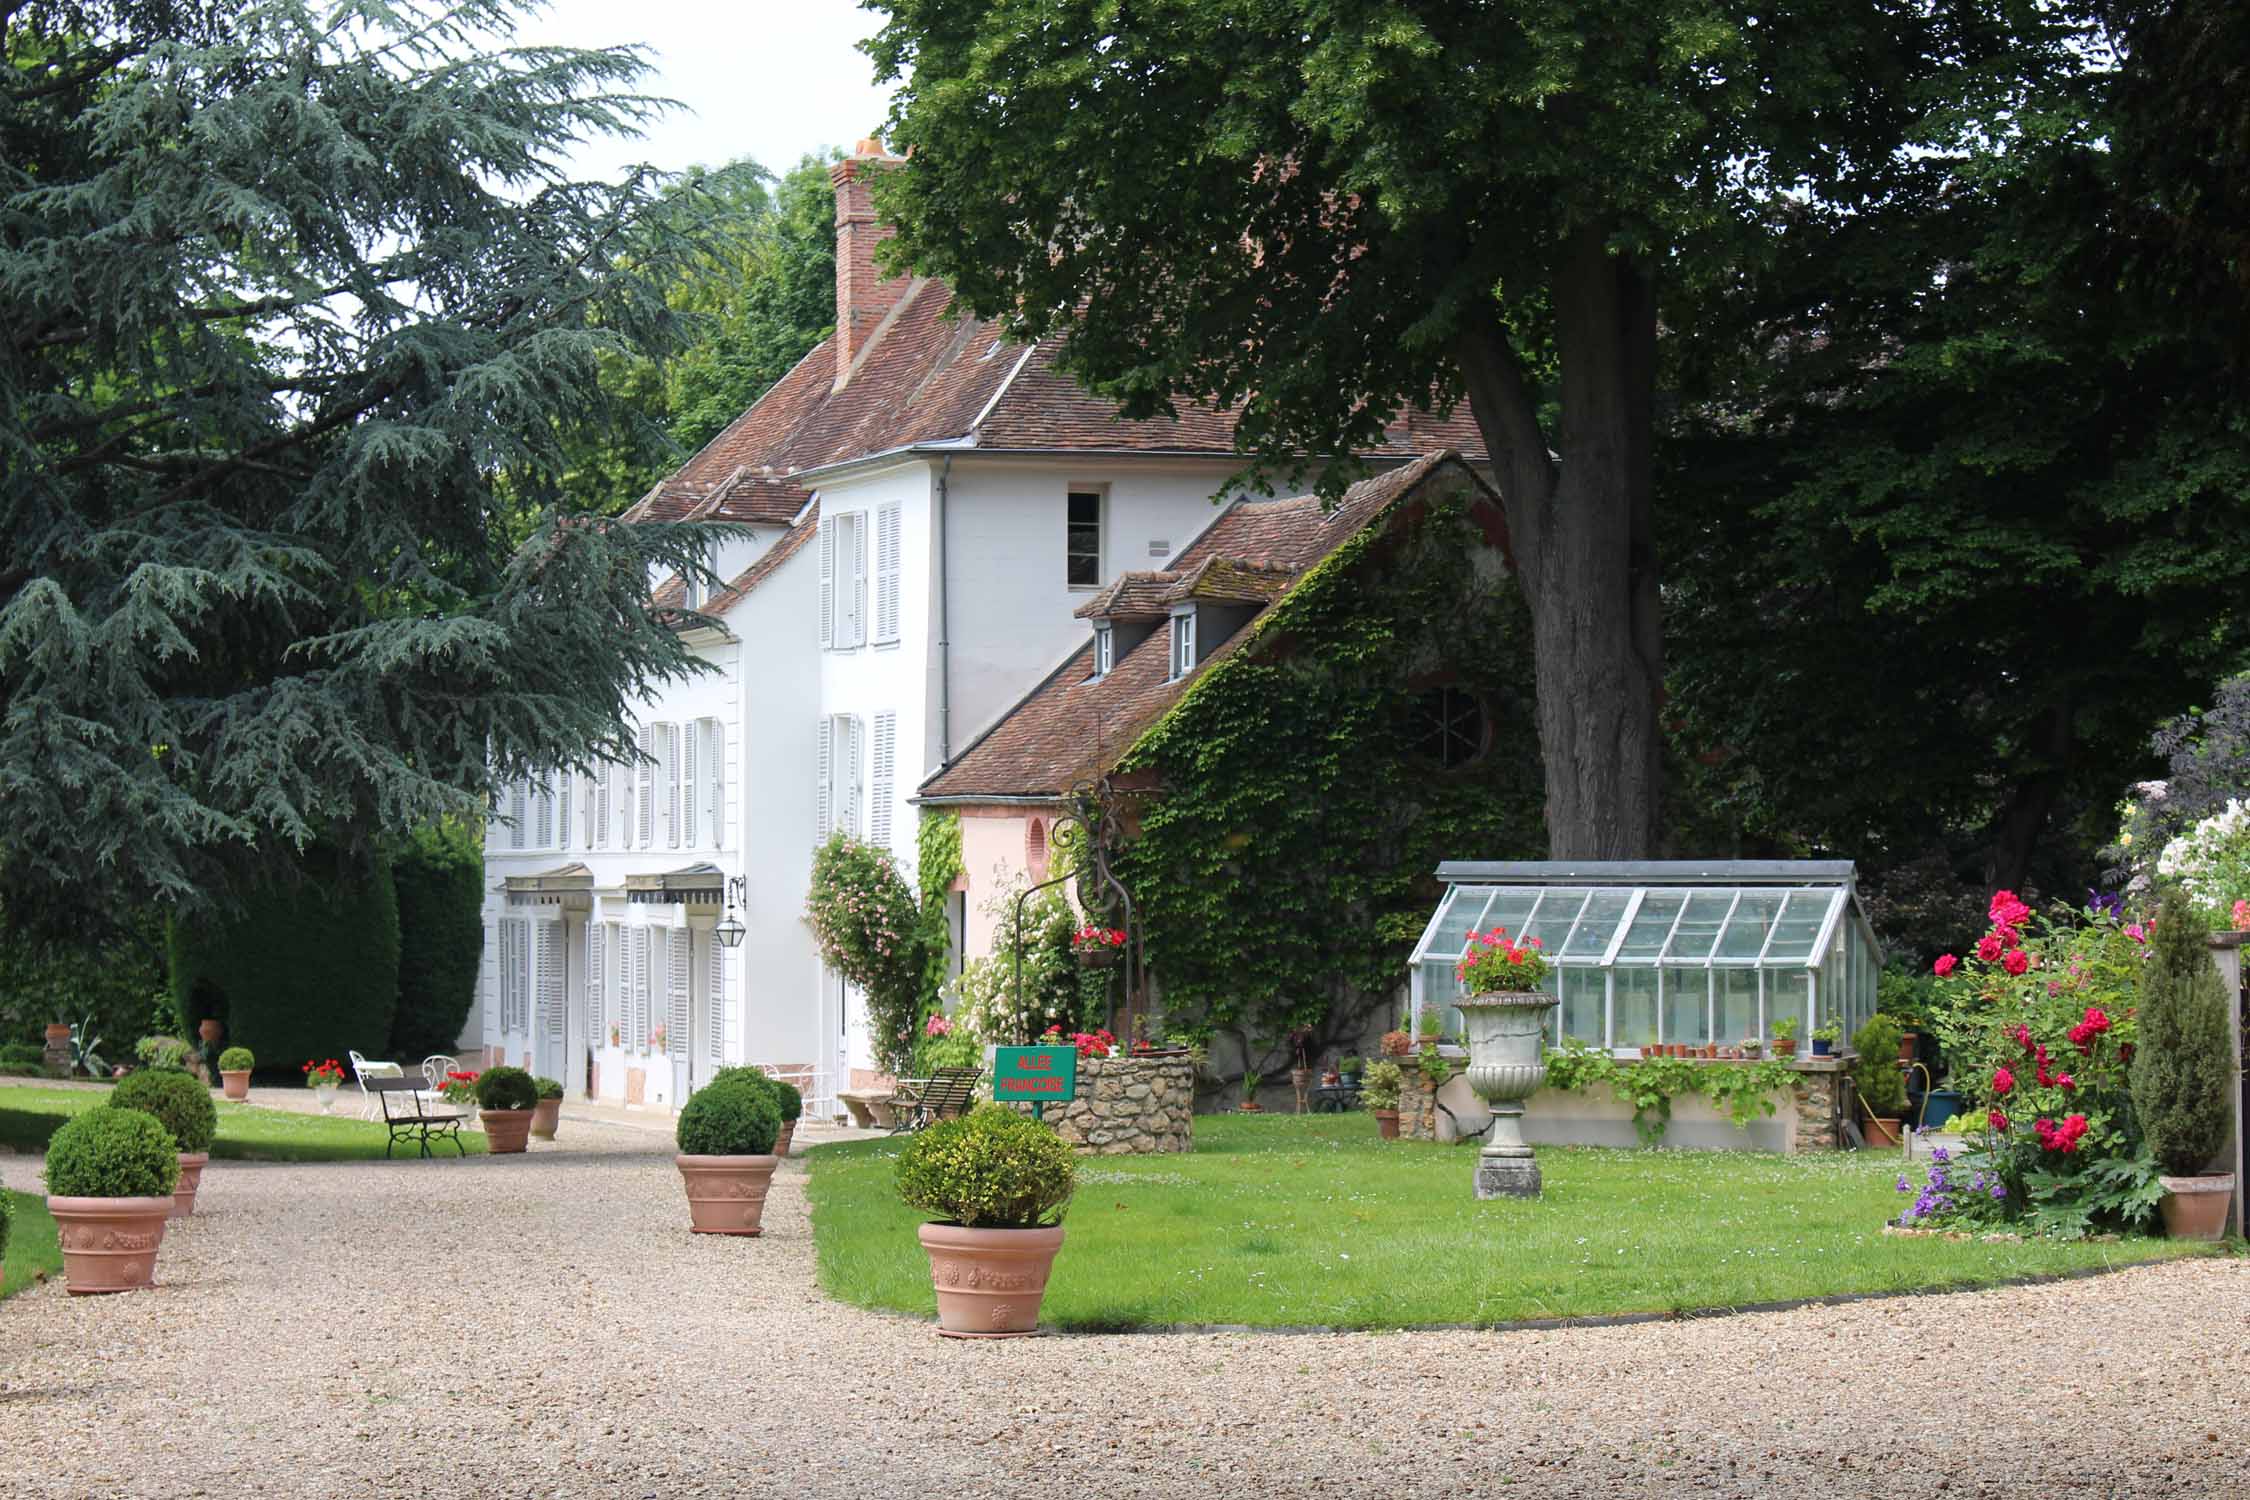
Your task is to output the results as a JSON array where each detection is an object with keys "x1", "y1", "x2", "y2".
[
  {"x1": 0, "y1": 0, "x2": 734, "y2": 935},
  {"x1": 862, "y1": 0, "x2": 2073, "y2": 857}
]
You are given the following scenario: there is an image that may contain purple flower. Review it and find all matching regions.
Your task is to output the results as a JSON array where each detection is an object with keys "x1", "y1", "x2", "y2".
[
  {"x1": 1989, "y1": 1185, "x2": 2006, "y2": 1200},
  {"x1": 1930, "y1": 1147, "x2": 1949, "y2": 1164},
  {"x1": 2087, "y1": 888, "x2": 2123, "y2": 919},
  {"x1": 1896, "y1": 1176, "x2": 1912, "y2": 1193}
]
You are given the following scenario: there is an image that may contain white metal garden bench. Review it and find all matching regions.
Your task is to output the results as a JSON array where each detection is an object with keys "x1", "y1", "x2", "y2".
[{"x1": 349, "y1": 1050, "x2": 406, "y2": 1119}]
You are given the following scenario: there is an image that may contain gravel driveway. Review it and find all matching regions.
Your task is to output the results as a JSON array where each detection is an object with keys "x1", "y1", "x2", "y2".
[{"x1": 2, "y1": 1119, "x2": 2245, "y2": 1499}]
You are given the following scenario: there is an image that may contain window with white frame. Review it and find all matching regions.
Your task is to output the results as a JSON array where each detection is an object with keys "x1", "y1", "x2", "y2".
[
  {"x1": 635, "y1": 725, "x2": 655, "y2": 848},
  {"x1": 632, "y1": 927, "x2": 652, "y2": 1054},
  {"x1": 610, "y1": 756, "x2": 632, "y2": 849},
  {"x1": 1169, "y1": 606, "x2": 1198, "y2": 681},
  {"x1": 499, "y1": 917, "x2": 532, "y2": 1033},
  {"x1": 819, "y1": 511, "x2": 867, "y2": 649},
  {"x1": 1092, "y1": 623, "x2": 1114, "y2": 678},
  {"x1": 555, "y1": 770, "x2": 572, "y2": 849},
  {"x1": 870, "y1": 711, "x2": 897, "y2": 847},
  {"x1": 507, "y1": 779, "x2": 527, "y2": 850},
  {"x1": 873, "y1": 503, "x2": 901, "y2": 643},
  {"x1": 586, "y1": 921, "x2": 607, "y2": 1050},
  {"x1": 1066, "y1": 489, "x2": 1103, "y2": 587},
  {"x1": 655, "y1": 722, "x2": 680, "y2": 849},
  {"x1": 706, "y1": 930, "x2": 725, "y2": 1065},
  {"x1": 698, "y1": 720, "x2": 725, "y2": 849},
  {"x1": 816, "y1": 713, "x2": 864, "y2": 842},
  {"x1": 534, "y1": 775, "x2": 555, "y2": 848}
]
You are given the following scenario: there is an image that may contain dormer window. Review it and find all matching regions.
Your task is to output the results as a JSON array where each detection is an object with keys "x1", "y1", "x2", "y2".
[
  {"x1": 1168, "y1": 605, "x2": 1198, "y2": 681},
  {"x1": 1092, "y1": 623, "x2": 1114, "y2": 678}
]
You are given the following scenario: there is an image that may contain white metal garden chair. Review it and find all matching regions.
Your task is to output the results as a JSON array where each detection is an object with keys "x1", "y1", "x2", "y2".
[{"x1": 349, "y1": 1050, "x2": 406, "y2": 1120}]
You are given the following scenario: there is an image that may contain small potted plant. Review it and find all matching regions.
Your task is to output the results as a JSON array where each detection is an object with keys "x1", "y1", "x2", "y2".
[
  {"x1": 215, "y1": 1046, "x2": 254, "y2": 1099},
  {"x1": 302, "y1": 1057, "x2": 346, "y2": 1113},
  {"x1": 112, "y1": 1067, "x2": 218, "y2": 1217},
  {"x1": 1418, "y1": 1042, "x2": 1451, "y2": 1089},
  {"x1": 1287, "y1": 1025, "x2": 1318, "y2": 1104},
  {"x1": 897, "y1": 1103, "x2": 1075, "y2": 1337},
  {"x1": 42, "y1": 1106, "x2": 180, "y2": 1294},
  {"x1": 1070, "y1": 923, "x2": 1127, "y2": 969},
  {"x1": 1770, "y1": 1018, "x2": 1799, "y2": 1058},
  {"x1": 1339, "y1": 1055, "x2": 1364, "y2": 1089},
  {"x1": 675, "y1": 1074, "x2": 782, "y2": 1234},
  {"x1": 1362, "y1": 1059, "x2": 1405, "y2": 1139},
  {"x1": 437, "y1": 1068, "x2": 481, "y2": 1127},
  {"x1": 2134, "y1": 890, "x2": 2238, "y2": 1239},
  {"x1": 1851, "y1": 1015, "x2": 1907, "y2": 1146},
  {"x1": 1416, "y1": 1009, "x2": 1444, "y2": 1045},
  {"x1": 530, "y1": 1076, "x2": 564, "y2": 1140},
  {"x1": 1740, "y1": 1036, "x2": 1763, "y2": 1059},
  {"x1": 1809, "y1": 1019, "x2": 1842, "y2": 1058},
  {"x1": 1379, "y1": 1028, "x2": 1413, "y2": 1057},
  {"x1": 1239, "y1": 1070, "x2": 1263, "y2": 1112},
  {"x1": 475, "y1": 1065, "x2": 539, "y2": 1153}
]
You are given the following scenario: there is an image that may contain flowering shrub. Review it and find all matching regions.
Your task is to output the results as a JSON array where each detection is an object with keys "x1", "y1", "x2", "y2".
[
  {"x1": 805, "y1": 832, "x2": 930, "y2": 1075},
  {"x1": 302, "y1": 1058, "x2": 345, "y2": 1089},
  {"x1": 1043, "y1": 1024, "x2": 1116, "y2": 1060},
  {"x1": 924, "y1": 1012, "x2": 953, "y2": 1038},
  {"x1": 1070, "y1": 925, "x2": 1126, "y2": 955},
  {"x1": 2157, "y1": 799, "x2": 2250, "y2": 928},
  {"x1": 437, "y1": 1069, "x2": 480, "y2": 1107},
  {"x1": 1893, "y1": 1146, "x2": 2011, "y2": 1230},
  {"x1": 1925, "y1": 891, "x2": 2162, "y2": 1235},
  {"x1": 1456, "y1": 926, "x2": 1550, "y2": 993}
]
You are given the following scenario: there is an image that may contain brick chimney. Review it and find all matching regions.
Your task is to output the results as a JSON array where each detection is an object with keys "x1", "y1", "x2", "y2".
[{"x1": 830, "y1": 137, "x2": 913, "y2": 388}]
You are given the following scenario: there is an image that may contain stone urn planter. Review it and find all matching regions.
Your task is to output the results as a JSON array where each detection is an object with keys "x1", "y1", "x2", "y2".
[
  {"x1": 50, "y1": 1196, "x2": 172, "y2": 1294},
  {"x1": 676, "y1": 1155, "x2": 779, "y2": 1234},
  {"x1": 530, "y1": 1098, "x2": 561, "y2": 1141},
  {"x1": 1458, "y1": 988, "x2": 1560, "y2": 1199},
  {"x1": 917, "y1": 1223, "x2": 1065, "y2": 1337},
  {"x1": 2157, "y1": 1172, "x2": 2236, "y2": 1241},
  {"x1": 481, "y1": 1108, "x2": 533, "y2": 1154},
  {"x1": 197, "y1": 1019, "x2": 223, "y2": 1044},
  {"x1": 171, "y1": 1153, "x2": 209, "y2": 1218}
]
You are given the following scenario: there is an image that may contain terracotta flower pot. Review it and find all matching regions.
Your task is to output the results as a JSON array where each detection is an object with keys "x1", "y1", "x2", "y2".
[
  {"x1": 675, "y1": 1153, "x2": 779, "y2": 1235},
  {"x1": 2157, "y1": 1173, "x2": 2236, "y2": 1241},
  {"x1": 774, "y1": 1120, "x2": 795, "y2": 1158},
  {"x1": 1773, "y1": 1039, "x2": 1797, "y2": 1057},
  {"x1": 1238, "y1": 1101, "x2": 1261, "y2": 1113},
  {"x1": 1862, "y1": 1118, "x2": 1902, "y2": 1149},
  {"x1": 48, "y1": 1195, "x2": 171, "y2": 1294},
  {"x1": 1898, "y1": 1031, "x2": 1919, "y2": 1063},
  {"x1": 1375, "y1": 1108, "x2": 1401, "y2": 1140},
  {"x1": 917, "y1": 1222, "x2": 1065, "y2": 1338},
  {"x1": 43, "y1": 1023, "x2": 71, "y2": 1044},
  {"x1": 482, "y1": 1107, "x2": 534, "y2": 1154},
  {"x1": 530, "y1": 1098, "x2": 561, "y2": 1141},
  {"x1": 197, "y1": 1019, "x2": 223, "y2": 1043},
  {"x1": 219, "y1": 1070, "x2": 250, "y2": 1100},
  {"x1": 171, "y1": 1153, "x2": 209, "y2": 1218}
]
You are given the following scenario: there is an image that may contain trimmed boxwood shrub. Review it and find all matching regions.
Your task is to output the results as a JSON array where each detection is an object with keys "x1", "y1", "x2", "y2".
[
  {"x1": 389, "y1": 821, "x2": 484, "y2": 1061},
  {"x1": 475, "y1": 1065, "x2": 537, "y2": 1112},
  {"x1": 676, "y1": 1077, "x2": 781, "y2": 1156},
  {"x1": 533, "y1": 1075, "x2": 563, "y2": 1101},
  {"x1": 1851, "y1": 1015, "x2": 1907, "y2": 1117},
  {"x1": 708, "y1": 1066, "x2": 804, "y2": 1123},
  {"x1": 217, "y1": 1046, "x2": 254, "y2": 1072},
  {"x1": 112, "y1": 1068, "x2": 217, "y2": 1154},
  {"x1": 168, "y1": 848, "x2": 399, "y2": 1075},
  {"x1": 43, "y1": 1107, "x2": 181, "y2": 1198},
  {"x1": 895, "y1": 1104, "x2": 1075, "y2": 1228},
  {"x1": 2132, "y1": 890, "x2": 2235, "y2": 1176}
]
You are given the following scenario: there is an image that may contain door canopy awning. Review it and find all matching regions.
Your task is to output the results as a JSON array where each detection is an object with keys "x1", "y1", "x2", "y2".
[
  {"x1": 625, "y1": 862, "x2": 724, "y2": 905},
  {"x1": 503, "y1": 863, "x2": 594, "y2": 908}
]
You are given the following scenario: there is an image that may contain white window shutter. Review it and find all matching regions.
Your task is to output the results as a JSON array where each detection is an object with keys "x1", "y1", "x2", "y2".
[
  {"x1": 706, "y1": 931, "x2": 725, "y2": 1065},
  {"x1": 818, "y1": 517, "x2": 835, "y2": 648},
  {"x1": 839, "y1": 716, "x2": 864, "y2": 836},
  {"x1": 850, "y1": 513, "x2": 869, "y2": 647},
  {"x1": 815, "y1": 716, "x2": 833, "y2": 842},
  {"x1": 594, "y1": 764, "x2": 609, "y2": 849},
  {"x1": 871, "y1": 712, "x2": 896, "y2": 847},
  {"x1": 636, "y1": 725, "x2": 655, "y2": 848},
  {"x1": 633, "y1": 928, "x2": 651, "y2": 1054},
  {"x1": 874, "y1": 504, "x2": 901, "y2": 643},
  {"x1": 703, "y1": 721, "x2": 726, "y2": 851},
  {"x1": 668, "y1": 934, "x2": 689, "y2": 1061},
  {"x1": 535, "y1": 778, "x2": 554, "y2": 848},
  {"x1": 508, "y1": 780, "x2": 526, "y2": 850},
  {"x1": 662, "y1": 723, "x2": 682, "y2": 849},
  {"x1": 557, "y1": 772, "x2": 572, "y2": 849},
  {"x1": 683, "y1": 719, "x2": 700, "y2": 849},
  {"x1": 587, "y1": 922, "x2": 606, "y2": 1047},
  {"x1": 539, "y1": 923, "x2": 565, "y2": 1041},
  {"x1": 613, "y1": 758, "x2": 632, "y2": 848}
]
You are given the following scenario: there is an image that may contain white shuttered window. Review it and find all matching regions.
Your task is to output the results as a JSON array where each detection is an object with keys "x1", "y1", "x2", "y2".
[
  {"x1": 635, "y1": 725, "x2": 655, "y2": 848},
  {"x1": 587, "y1": 921, "x2": 607, "y2": 1047},
  {"x1": 537, "y1": 923, "x2": 565, "y2": 1044},
  {"x1": 817, "y1": 715, "x2": 862, "y2": 842},
  {"x1": 683, "y1": 720, "x2": 701, "y2": 848},
  {"x1": 667, "y1": 934, "x2": 689, "y2": 1061},
  {"x1": 699, "y1": 720, "x2": 725, "y2": 850},
  {"x1": 706, "y1": 932, "x2": 725, "y2": 1064},
  {"x1": 870, "y1": 711, "x2": 897, "y2": 847},
  {"x1": 632, "y1": 928, "x2": 652, "y2": 1054},
  {"x1": 656, "y1": 722, "x2": 680, "y2": 849},
  {"x1": 507, "y1": 781, "x2": 526, "y2": 850},
  {"x1": 874, "y1": 503, "x2": 901, "y2": 643},
  {"x1": 820, "y1": 513, "x2": 867, "y2": 648}
]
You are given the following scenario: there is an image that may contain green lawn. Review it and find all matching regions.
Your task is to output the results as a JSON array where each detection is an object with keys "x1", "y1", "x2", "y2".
[
  {"x1": 2, "y1": 1189, "x2": 60, "y2": 1300},
  {"x1": 806, "y1": 1113, "x2": 2227, "y2": 1331},
  {"x1": 0, "y1": 1083, "x2": 487, "y2": 1162}
]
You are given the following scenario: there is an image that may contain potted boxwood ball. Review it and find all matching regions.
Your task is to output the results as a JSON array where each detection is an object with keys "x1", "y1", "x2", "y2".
[
  {"x1": 475, "y1": 1066, "x2": 538, "y2": 1153},
  {"x1": 43, "y1": 1106, "x2": 181, "y2": 1294},
  {"x1": 707, "y1": 1067, "x2": 805, "y2": 1157},
  {"x1": 112, "y1": 1068, "x2": 218, "y2": 1217},
  {"x1": 530, "y1": 1076, "x2": 564, "y2": 1141},
  {"x1": 675, "y1": 1076, "x2": 782, "y2": 1234},
  {"x1": 896, "y1": 1104, "x2": 1075, "y2": 1338},
  {"x1": 215, "y1": 1046, "x2": 254, "y2": 1099}
]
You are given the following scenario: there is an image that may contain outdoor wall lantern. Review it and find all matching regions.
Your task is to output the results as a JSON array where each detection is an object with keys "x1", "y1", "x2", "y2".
[{"x1": 714, "y1": 876, "x2": 749, "y2": 950}]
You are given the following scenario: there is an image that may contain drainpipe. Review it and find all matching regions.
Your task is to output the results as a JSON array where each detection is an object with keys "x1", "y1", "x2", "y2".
[{"x1": 937, "y1": 455, "x2": 953, "y2": 765}]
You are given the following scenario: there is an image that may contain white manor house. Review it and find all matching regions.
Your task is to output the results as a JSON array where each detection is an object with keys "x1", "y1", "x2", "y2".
[{"x1": 471, "y1": 143, "x2": 1476, "y2": 1117}]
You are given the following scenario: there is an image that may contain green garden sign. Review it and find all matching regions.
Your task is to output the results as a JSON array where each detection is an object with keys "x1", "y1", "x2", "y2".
[{"x1": 992, "y1": 1045, "x2": 1078, "y2": 1118}]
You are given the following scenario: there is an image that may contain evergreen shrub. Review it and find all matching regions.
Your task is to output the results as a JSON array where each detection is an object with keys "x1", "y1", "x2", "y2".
[
  {"x1": 2131, "y1": 892, "x2": 2235, "y2": 1177},
  {"x1": 112, "y1": 1067, "x2": 218, "y2": 1154},
  {"x1": 42, "y1": 1107, "x2": 181, "y2": 1198},
  {"x1": 389, "y1": 821, "x2": 484, "y2": 1059},
  {"x1": 474, "y1": 1065, "x2": 537, "y2": 1112},
  {"x1": 895, "y1": 1104, "x2": 1075, "y2": 1228},
  {"x1": 534, "y1": 1075, "x2": 563, "y2": 1101},
  {"x1": 0, "y1": 1188, "x2": 11, "y2": 1255},
  {"x1": 675, "y1": 1077, "x2": 781, "y2": 1156},
  {"x1": 217, "y1": 1047, "x2": 254, "y2": 1072},
  {"x1": 708, "y1": 1067, "x2": 802, "y2": 1122},
  {"x1": 1851, "y1": 1015, "x2": 1907, "y2": 1116}
]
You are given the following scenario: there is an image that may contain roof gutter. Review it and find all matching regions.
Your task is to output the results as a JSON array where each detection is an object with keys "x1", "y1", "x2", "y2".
[{"x1": 911, "y1": 793, "x2": 1072, "y2": 808}]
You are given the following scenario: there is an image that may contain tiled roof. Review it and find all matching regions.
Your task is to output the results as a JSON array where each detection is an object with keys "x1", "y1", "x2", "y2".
[
  {"x1": 1072, "y1": 571, "x2": 1182, "y2": 622},
  {"x1": 622, "y1": 279, "x2": 1488, "y2": 525},
  {"x1": 919, "y1": 451, "x2": 1497, "y2": 800},
  {"x1": 650, "y1": 500, "x2": 821, "y2": 622},
  {"x1": 1157, "y1": 556, "x2": 1296, "y2": 606}
]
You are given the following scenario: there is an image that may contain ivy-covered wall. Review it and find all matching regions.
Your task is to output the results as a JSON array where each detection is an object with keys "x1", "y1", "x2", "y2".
[{"x1": 1114, "y1": 485, "x2": 1546, "y2": 1070}]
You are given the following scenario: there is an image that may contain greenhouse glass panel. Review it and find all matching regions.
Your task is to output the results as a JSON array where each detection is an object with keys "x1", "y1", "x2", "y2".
[
  {"x1": 1428, "y1": 886, "x2": 1493, "y2": 958},
  {"x1": 1613, "y1": 968, "x2": 1659, "y2": 1046},
  {"x1": 1717, "y1": 893, "x2": 1786, "y2": 959},
  {"x1": 1519, "y1": 889, "x2": 1591, "y2": 952},
  {"x1": 1717, "y1": 968, "x2": 1760, "y2": 1042},
  {"x1": 1562, "y1": 889, "x2": 1636, "y2": 958},
  {"x1": 1662, "y1": 892, "x2": 1736, "y2": 961},
  {"x1": 1660, "y1": 968, "x2": 1708, "y2": 1045},
  {"x1": 1480, "y1": 891, "x2": 1539, "y2": 941},
  {"x1": 1763, "y1": 891, "x2": 1836, "y2": 961},
  {"x1": 1616, "y1": 892, "x2": 1686, "y2": 962},
  {"x1": 1558, "y1": 968, "x2": 1604, "y2": 1045}
]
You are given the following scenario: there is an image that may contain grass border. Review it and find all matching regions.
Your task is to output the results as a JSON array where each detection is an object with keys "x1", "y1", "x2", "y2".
[{"x1": 2, "y1": 1188, "x2": 62, "y2": 1301}]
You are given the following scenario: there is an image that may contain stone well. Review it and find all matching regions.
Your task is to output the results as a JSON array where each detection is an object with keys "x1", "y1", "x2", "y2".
[{"x1": 1015, "y1": 1055, "x2": 1194, "y2": 1155}]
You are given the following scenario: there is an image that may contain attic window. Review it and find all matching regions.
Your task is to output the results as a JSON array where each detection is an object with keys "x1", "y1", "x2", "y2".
[
  {"x1": 1168, "y1": 606, "x2": 1198, "y2": 681},
  {"x1": 1092, "y1": 623, "x2": 1114, "y2": 678}
]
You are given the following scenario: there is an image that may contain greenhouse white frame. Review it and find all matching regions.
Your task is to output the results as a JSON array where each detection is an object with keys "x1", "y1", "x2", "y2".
[{"x1": 1408, "y1": 861, "x2": 1885, "y2": 1053}]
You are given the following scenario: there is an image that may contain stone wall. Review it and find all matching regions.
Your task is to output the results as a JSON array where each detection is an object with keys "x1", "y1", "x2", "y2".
[
  {"x1": 1029, "y1": 1055, "x2": 1194, "y2": 1155},
  {"x1": 1394, "y1": 1055, "x2": 1462, "y2": 1141},
  {"x1": 1791, "y1": 1054, "x2": 1850, "y2": 1153}
]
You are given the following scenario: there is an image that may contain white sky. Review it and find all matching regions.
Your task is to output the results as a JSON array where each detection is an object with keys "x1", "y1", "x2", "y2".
[{"x1": 505, "y1": 0, "x2": 899, "y2": 182}]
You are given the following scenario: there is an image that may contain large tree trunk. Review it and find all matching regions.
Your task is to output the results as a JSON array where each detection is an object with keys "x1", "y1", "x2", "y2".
[{"x1": 1456, "y1": 227, "x2": 1663, "y2": 858}]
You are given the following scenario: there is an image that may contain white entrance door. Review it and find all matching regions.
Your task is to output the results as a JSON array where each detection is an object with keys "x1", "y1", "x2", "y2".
[{"x1": 535, "y1": 921, "x2": 567, "y2": 1084}]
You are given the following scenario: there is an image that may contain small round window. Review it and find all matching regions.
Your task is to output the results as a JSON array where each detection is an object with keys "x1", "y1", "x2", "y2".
[{"x1": 1412, "y1": 687, "x2": 1488, "y2": 769}]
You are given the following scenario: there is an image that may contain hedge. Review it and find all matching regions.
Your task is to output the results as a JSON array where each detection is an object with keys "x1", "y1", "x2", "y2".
[{"x1": 388, "y1": 820, "x2": 484, "y2": 1060}]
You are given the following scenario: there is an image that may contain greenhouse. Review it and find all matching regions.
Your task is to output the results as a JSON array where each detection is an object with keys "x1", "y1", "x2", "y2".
[{"x1": 1408, "y1": 861, "x2": 1884, "y2": 1052}]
